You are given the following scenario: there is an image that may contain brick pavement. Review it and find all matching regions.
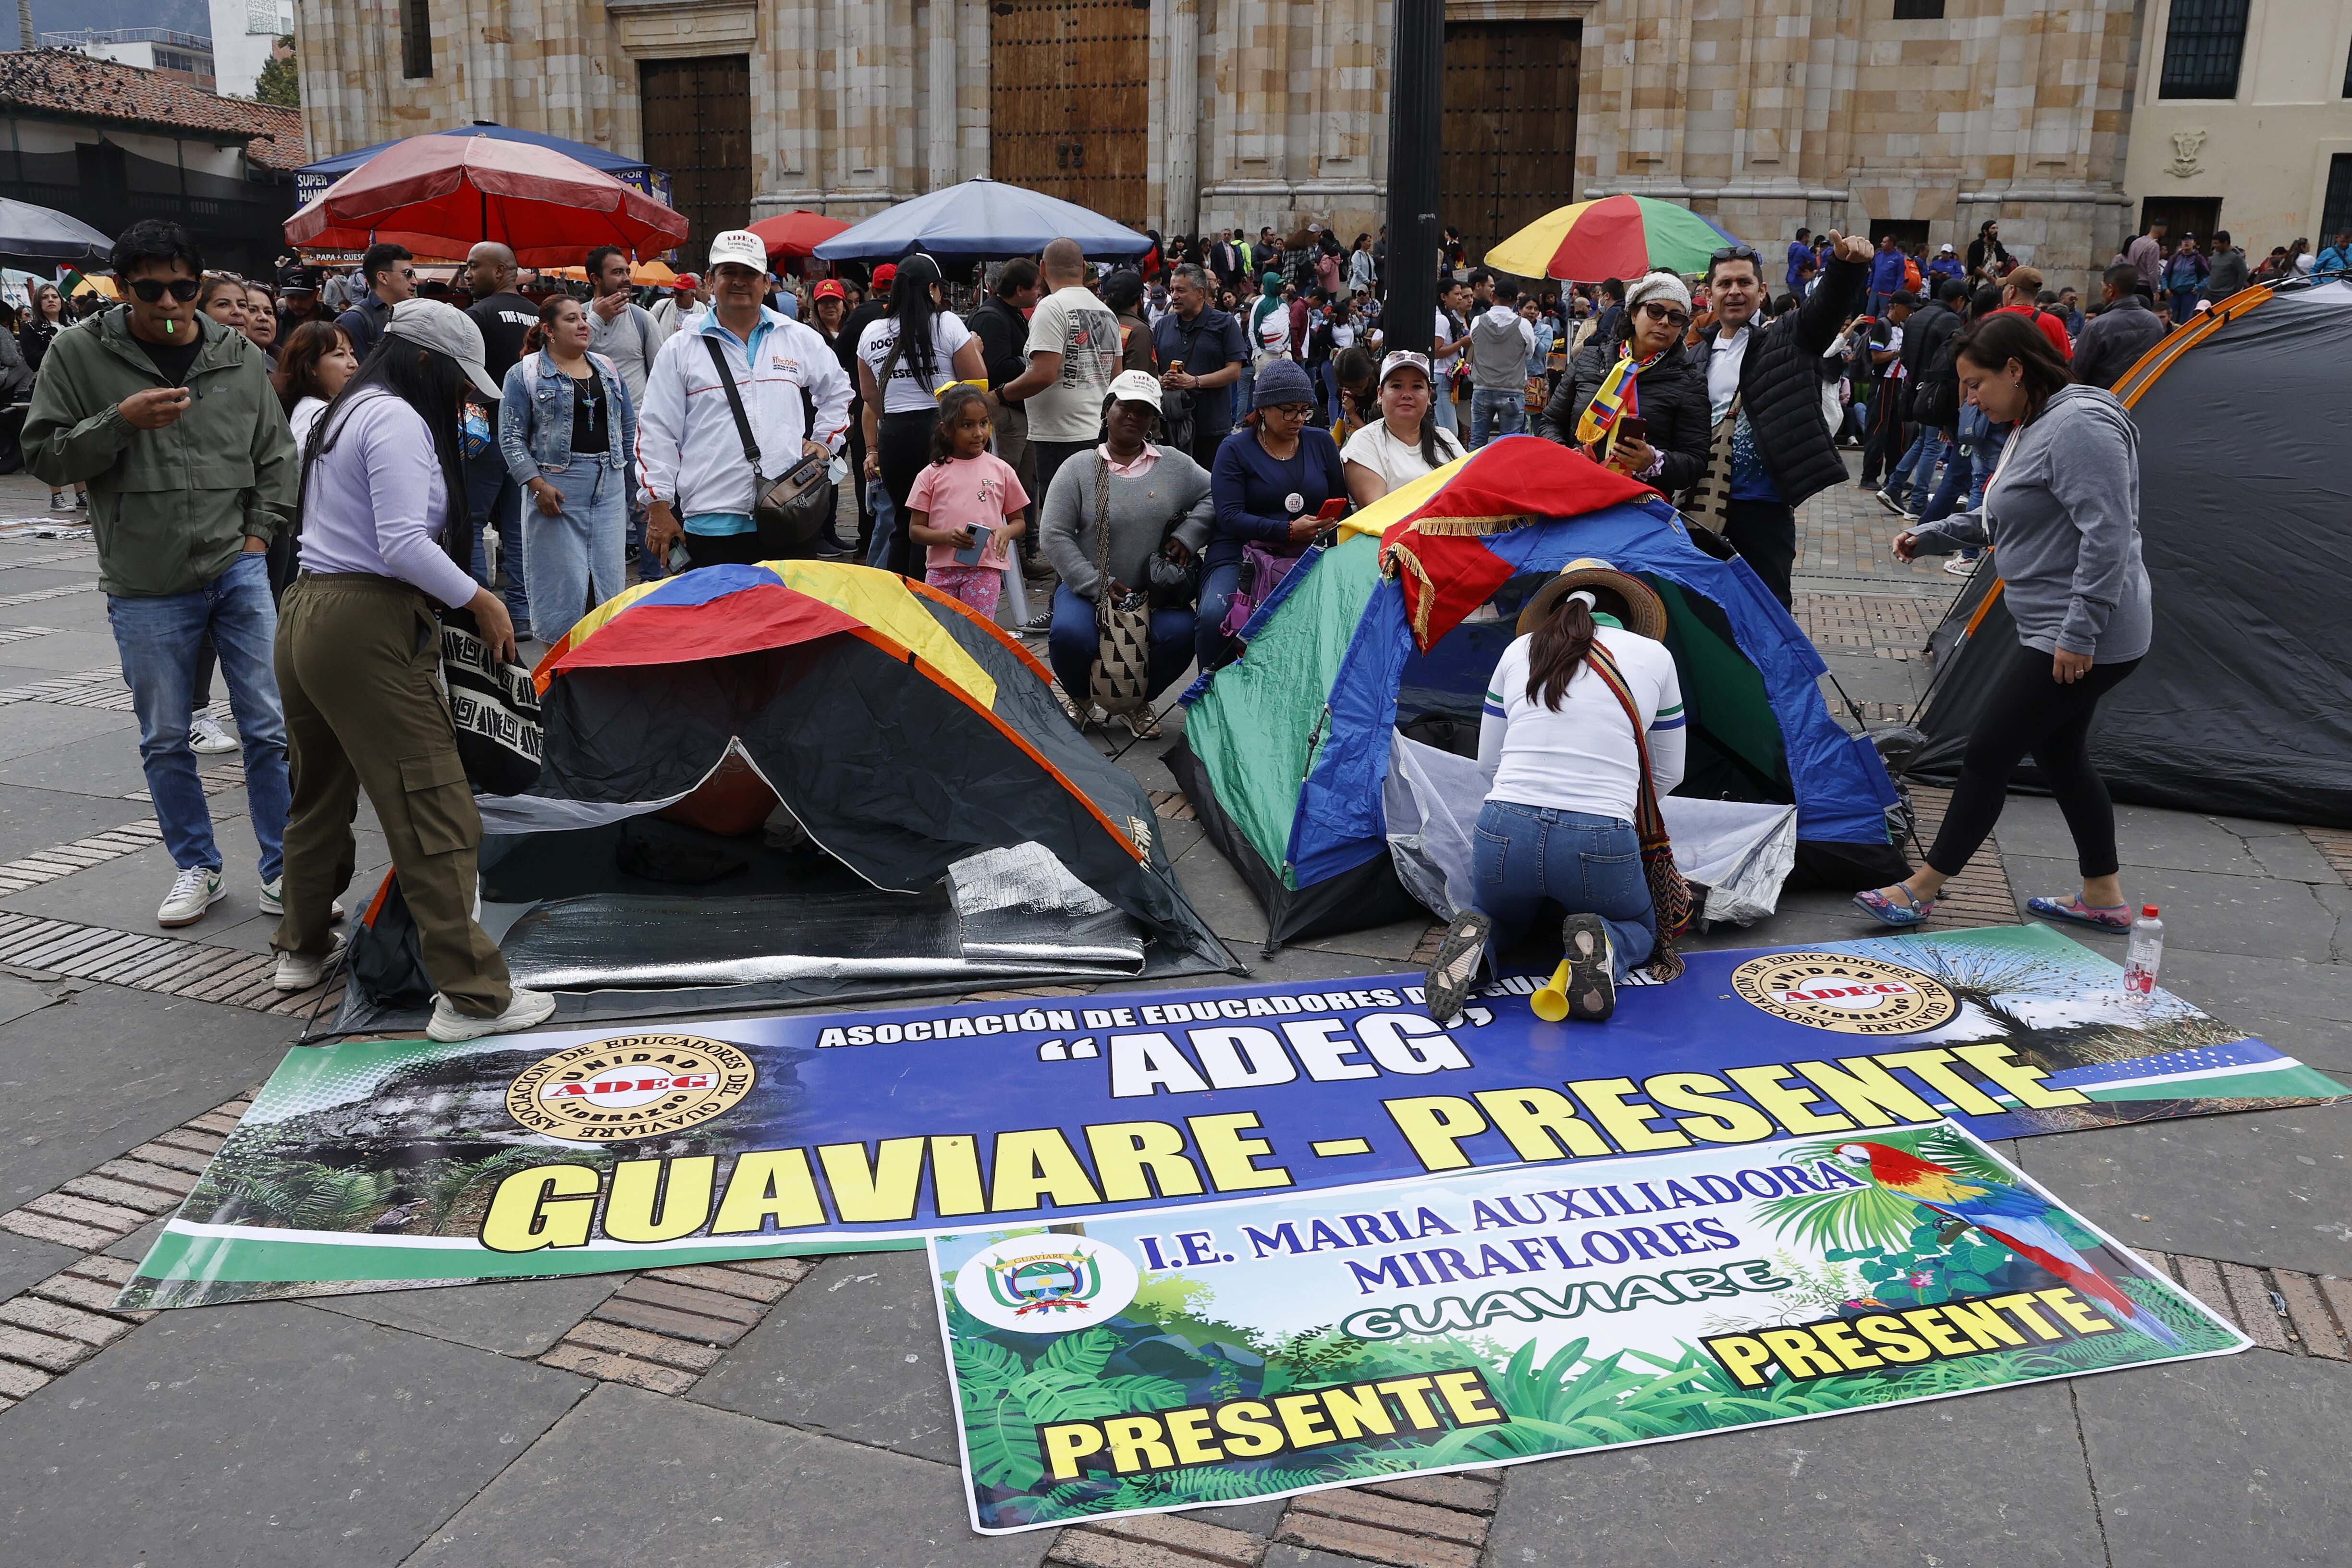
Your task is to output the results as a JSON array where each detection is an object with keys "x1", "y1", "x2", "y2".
[{"x1": 0, "y1": 469, "x2": 2347, "y2": 1563}]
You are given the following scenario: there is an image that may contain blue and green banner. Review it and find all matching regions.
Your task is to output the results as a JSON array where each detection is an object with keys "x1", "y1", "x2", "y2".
[
  {"x1": 929, "y1": 1125, "x2": 2248, "y2": 1533},
  {"x1": 118, "y1": 924, "x2": 2346, "y2": 1309}
]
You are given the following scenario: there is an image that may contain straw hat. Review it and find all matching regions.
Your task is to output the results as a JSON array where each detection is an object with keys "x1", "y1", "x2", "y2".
[{"x1": 1517, "y1": 557, "x2": 1668, "y2": 640}]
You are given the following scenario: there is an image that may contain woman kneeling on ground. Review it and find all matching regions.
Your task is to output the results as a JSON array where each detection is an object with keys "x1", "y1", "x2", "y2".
[
  {"x1": 1423, "y1": 562, "x2": 1686, "y2": 1025},
  {"x1": 1041, "y1": 369, "x2": 1214, "y2": 736},
  {"x1": 273, "y1": 299, "x2": 554, "y2": 1042},
  {"x1": 1861, "y1": 312, "x2": 2151, "y2": 931}
]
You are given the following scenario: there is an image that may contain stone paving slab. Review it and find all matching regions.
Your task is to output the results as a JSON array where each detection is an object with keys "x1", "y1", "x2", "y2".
[
  {"x1": 0, "y1": 703, "x2": 136, "y2": 767},
  {"x1": 0, "y1": 1228, "x2": 79, "y2": 1302},
  {"x1": 1997, "y1": 796, "x2": 2276, "y2": 879},
  {"x1": 0, "y1": 812, "x2": 369, "y2": 945},
  {"x1": 2003, "y1": 854, "x2": 2342, "y2": 965},
  {"x1": 2012, "y1": 1106, "x2": 2352, "y2": 1281},
  {"x1": 688, "y1": 1250, "x2": 961, "y2": 1467},
  {"x1": 0, "y1": 726, "x2": 163, "y2": 799},
  {"x1": 309, "y1": 1274, "x2": 628, "y2": 1360},
  {"x1": 408, "y1": 1382, "x2": 1048, "y2": 1568},
  {"x1": 0, "y1": 1300, "x2": 588, "y2": 1567},
  {"x1": 0, "y1": 984, "x2": 289, "y2": 1207},
  {"x1": 1482, "y1": 1379, "x2": 2104, "y2": 1568},
  {"x1": 0, "y1": 785, "x2": 156, "y2": 866},
  {"x1": 2152, "y1": 950, "x2": 2352, "y2": 1075},
  {"x1": 0, "y1": 631, "x2": 141, "y2": 676},
  {"x1": 2074, "y1": 1348, "x2": 2352, "y2": 1564}
]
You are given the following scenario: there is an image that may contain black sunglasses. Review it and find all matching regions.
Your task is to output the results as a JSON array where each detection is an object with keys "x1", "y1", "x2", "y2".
[
  {"x1": 128, "y1": 278, "x2": 202, "y2": 304},
  {"x1": 1710, "y1": 245, "x2": 1762, "y2": 263},
  {"x1": 1639, "y1": 302, "x2": 1691, "y2": 327}
]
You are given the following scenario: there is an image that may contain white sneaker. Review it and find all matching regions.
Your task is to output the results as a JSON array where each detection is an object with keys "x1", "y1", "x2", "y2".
[
  {"x1": 1944, "y1": 556, "x2": 1980, "y2": 576},
  {"x1": 273, "y1": 932, "x2": 347, "y2": 991},
  {"x1": 428, "y1": 986, "x2": 558, "y2": 1043},
  {"x1": 158, "y1": 866, "x2": 224, "y2": 928},
  {"x1": 188, "y1": 714, "x2": 239, "y2": 755},
  {"x1": 257, "y1": 876, "x2": 345, "y2": 921}
]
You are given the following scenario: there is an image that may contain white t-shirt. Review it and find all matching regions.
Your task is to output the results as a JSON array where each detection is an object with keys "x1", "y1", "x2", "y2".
[
  {"x1": 1478, "y1": 626, "x2": 1687, "y2": 824},
  {"x1": 1705, "y1": 327, "x2": 1750, "y2": 423},
  {"x1": 1341, "y1": 418, "x2": 1463, "y2": 492},
  {"x1": 289, "y1": 395, "x2": 329, "y2": 451},
  {"x1": 1433, "y1": 309, "x2": 1464, "y2": 376},
  {"x1": 856, "y1": 311, "x2": 976, "y2": 415},
  {"x1": 1023, "y1": 285, "x2": 1125, "y2": 442}
]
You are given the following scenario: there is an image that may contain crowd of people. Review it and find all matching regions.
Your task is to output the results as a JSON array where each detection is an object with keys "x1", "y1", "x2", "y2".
[{"x1": 19, "y1": 189, "x2": 2324, "y2": 1041}]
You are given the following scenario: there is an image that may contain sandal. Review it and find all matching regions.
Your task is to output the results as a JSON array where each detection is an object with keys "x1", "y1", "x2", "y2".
[
  {"x1": 2026, "y1": 895, "x2": 2132, "y2": 932},
  {"x1": 1853, "y1": 885, "x2": 1937, "y2": 927},
  {"x1": 1422, "y1": 909, "x2": 1492, "y2": 1024}
]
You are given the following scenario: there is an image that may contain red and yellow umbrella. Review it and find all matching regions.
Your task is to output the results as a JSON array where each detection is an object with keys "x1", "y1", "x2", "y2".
[{"x1": 1485, "y1": 193, "x2": 1749, "y2": 283}]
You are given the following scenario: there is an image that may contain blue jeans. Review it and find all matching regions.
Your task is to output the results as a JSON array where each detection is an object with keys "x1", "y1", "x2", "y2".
[
  {"x1": 466, "y1": 439, "x2": 530, "y2": 630},
  {"x1": 1048, "y1": 585, "x2": 1196, "y2": 705},
  {"x1": 525, "y1": 462, "x2": 628, "y2": 649},
  {"x1": 1916, "y1": 441, "x2": 1973, "y2": 527},
  {"x1": 1433, "y1": 387, "x2": 1460, "y2": 436},
  {"x1": 864, "y1": 479, "x2": 897, "y2": 570},
  {"x1": 1195, "y1": 559, "x2": 1245, "y2": 670},
  {"x1": 106, "y1": 552, "x2": 289, "y2": 882},
  {"x1": 1469, "y1": 387, "x2": 1525, "y2": 448},
  {"x1": 1470, "y1": 800, "x2": 1655, "y2": 980}
]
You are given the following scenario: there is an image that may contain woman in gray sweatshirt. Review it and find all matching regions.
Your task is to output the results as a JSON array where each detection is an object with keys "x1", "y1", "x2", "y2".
[
  {"x1": 1041, "y1": 376, "x2": 1215, "y2": 733},
  {"x1": 1859, "y1": 312, "x2": 2153, "y2": 931}
]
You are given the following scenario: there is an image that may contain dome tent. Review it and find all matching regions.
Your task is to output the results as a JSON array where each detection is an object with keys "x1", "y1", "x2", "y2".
[
  {"x1": 1167, "y1": 438, "x2": 1908, "y2": 949},
  {"x1": 1906, "y1": 282, "x2": 2352, "y2": 825},
  {"x1": 330, "y1": 562, "x2": 1234, "y2": 1035}
]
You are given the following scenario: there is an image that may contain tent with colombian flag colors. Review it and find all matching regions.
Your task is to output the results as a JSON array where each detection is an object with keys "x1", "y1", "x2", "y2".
[
  {"x1": 331, "y1": 561, "x2": 1233, "y2": 1034},
  {"x1": 1167, "y1": 438, "x2": 1908, "y2": 950}
]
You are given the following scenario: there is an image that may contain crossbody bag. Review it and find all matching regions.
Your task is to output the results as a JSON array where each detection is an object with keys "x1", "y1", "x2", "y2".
[
  {"x1": 1085, "y1": 456, "x2": 1152, "y2": 716},
  {"x1": 701, "y1": 336, "x2": 833, "y2": 555},
  {"x1": 1586, "y1": 642, "x2": 1694, "y2": 981}
]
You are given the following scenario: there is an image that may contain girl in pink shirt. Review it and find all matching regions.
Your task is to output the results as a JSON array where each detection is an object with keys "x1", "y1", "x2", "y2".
[{"x1": 907, "y1": 387, "x2": 1028, "y2": 617}]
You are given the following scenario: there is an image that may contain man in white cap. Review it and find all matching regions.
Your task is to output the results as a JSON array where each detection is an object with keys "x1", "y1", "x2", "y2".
[
  {"x1": 638, "y1": 229, "x2": 854, "y2": 570},
  {"x1": 1928, "y1": 242, "x2": 1965, "y2": 288}
]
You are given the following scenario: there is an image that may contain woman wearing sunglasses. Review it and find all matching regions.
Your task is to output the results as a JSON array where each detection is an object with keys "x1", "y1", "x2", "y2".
[{"x1": 1538, "y1": 270, "x2": 1709, "y2": 498}]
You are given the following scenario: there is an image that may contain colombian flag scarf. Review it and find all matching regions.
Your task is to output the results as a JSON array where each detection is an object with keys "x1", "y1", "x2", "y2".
[{"x1": 1573, "y1": 343, "x2": 1672, "y2": 462}]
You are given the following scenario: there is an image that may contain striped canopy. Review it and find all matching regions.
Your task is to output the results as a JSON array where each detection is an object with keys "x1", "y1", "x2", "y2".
[{"x1": 1485, "y1": 194, "x2": 1747, "y2": 283}]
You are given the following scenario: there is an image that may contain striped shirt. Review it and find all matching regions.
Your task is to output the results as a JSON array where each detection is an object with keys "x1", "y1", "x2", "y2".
[{"x1": 1477, "y1": 627, "x2": 1686, "y2": 823}]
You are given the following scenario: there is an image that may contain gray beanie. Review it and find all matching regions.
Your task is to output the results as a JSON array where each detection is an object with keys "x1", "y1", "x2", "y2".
[{"x1": 1251, "y1": 358, "x2": 1316, "y2": 410}]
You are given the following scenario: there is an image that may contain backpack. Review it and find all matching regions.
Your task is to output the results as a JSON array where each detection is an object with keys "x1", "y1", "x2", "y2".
[{"x1": 1909, "y1": 328, "x2": 1961, "y2": 427}]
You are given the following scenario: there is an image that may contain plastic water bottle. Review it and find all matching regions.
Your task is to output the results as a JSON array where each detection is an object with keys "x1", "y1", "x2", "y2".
[{"x1": 2122, "y1": 906, "x2": 2164, "y2": 996}]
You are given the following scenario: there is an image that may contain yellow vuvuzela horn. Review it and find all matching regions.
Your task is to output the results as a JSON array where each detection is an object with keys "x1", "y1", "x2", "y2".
[{"x1": 1531, "y1": 957, "x2": 1574, "y2": 1022}]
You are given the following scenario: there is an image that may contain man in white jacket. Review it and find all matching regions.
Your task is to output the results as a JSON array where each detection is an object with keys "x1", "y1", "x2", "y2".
[{"x1": 640, "y1": 230, "x2": 854, "y2": 570}]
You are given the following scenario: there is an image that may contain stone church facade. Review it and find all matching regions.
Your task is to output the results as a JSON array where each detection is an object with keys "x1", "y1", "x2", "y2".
[{"x1": 296, "y1": 0, "x2": 2142, "y2": 284}]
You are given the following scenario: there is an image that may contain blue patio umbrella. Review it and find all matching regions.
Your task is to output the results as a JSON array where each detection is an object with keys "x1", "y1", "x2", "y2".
[
  {"x1": 296, "y1": 122, "x2": 669, "y2": 207},
  {"x1": 812, "y1": 178, "x2": 1152, "y2": 263}
]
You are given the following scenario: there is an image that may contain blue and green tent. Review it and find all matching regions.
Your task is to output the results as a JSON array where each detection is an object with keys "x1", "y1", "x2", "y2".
[{"x1": 1168, "y1": 439, "x2": 1908, "y2": 947}]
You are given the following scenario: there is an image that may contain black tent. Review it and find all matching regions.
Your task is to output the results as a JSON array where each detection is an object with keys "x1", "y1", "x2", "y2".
[{"x1": 1910, "y1": 281, "x2": 2352, "y2": 827}]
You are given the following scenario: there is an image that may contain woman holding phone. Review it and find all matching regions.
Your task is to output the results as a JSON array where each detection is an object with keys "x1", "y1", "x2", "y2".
[{"x1": 1538, "y1": 271, "x2": 1708, "y2": 497}]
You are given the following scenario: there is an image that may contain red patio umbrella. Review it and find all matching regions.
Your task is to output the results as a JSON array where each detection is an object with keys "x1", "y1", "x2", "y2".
[
  {"x1": 285, "y1": 135, "x2": 688, "y2": 267},
  {"x1": 747, "y1": 210, "x2": 851, "y2": 261}
]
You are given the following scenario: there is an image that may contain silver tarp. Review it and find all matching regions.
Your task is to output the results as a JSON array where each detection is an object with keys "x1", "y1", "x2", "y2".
[{"x1": 1381, "y1": 733, "x2": 1797, "y2": 928}]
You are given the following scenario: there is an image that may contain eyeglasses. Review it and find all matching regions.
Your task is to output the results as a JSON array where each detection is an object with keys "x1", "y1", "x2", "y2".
[
  {"x1": 1639, "y1": 302, "x2": 1692, "y2": 329},
  {"x1": 127, "y1": 278, "x2": 202, "y2": 304},
  {"x1": 1710, "y1": 245, "x2": 1761, "y2": 264}
]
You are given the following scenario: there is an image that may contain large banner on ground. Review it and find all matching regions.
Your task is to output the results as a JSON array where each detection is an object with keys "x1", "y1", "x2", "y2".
[
  {"x1": 928, "y1": 1125, "x2": 2249, "y2": 1533},
  {"x1": 120, "y1": 925, "x2": 2347, "y2": 1308}
]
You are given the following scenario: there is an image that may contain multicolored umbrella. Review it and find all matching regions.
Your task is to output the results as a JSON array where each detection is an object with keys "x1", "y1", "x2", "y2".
[{"x1": 1485, "y1": 194, "x2": 1748, "y2": 283}]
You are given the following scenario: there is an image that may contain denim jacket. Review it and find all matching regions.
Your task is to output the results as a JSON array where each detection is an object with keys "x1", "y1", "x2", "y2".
[{"x1": 498, "y1": 349, "x2": 637, "y2": 483}]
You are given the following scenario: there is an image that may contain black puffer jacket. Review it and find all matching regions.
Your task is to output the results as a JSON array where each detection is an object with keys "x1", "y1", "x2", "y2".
[
  {"x1": 1538, "y1": 331, "x2": 1711, "y2": 496},
  {"x1": 1684, "y1": 254, "x2": 1868, "y2": 507}
]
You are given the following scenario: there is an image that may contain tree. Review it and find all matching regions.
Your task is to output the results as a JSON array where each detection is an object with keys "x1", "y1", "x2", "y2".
[{"x1": 255, "y1": 35, "x2": 299, "y2": 108}]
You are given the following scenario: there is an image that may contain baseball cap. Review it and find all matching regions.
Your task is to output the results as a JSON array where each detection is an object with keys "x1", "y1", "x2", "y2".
[
  {"x1": 1377, "y1": 350, "x2": 1433, "y2": 386},
  {"x1": 1107, "y1": 368, "x2": 1162, "y2": 411},
  {"x1": 673, "y1": 273, "x2": 700, "y2": 289},
  {"x1": 811, "y1": 279, "x2": 846, "y2": 303},
  {"x1": 1939, "y1": 243, "x2": 1955, "y2": 253},
  {"x1": 277, "y1": 264, "x2": 317, "y2": 294},
  {"x1": 872, "y1": 262, "x2": 898, "y2": 288},
  {"x1": 383, "y1": 298, "x2": 502, "y2": 400},
  {"x1": 707, "y1": 230, "x2": 767, "y2": 272}
]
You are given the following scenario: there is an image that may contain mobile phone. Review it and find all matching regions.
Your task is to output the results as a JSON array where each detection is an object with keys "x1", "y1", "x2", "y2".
[
  {"x1": 954, "y1": 522, "x2": 993, "y2": 566},
  {"x1": 1616, "y1": 416, "x2": 1648, "y2": 445},
  {"x1": 1315, "y1": 497, "x2": 1350, "y2": 522}
]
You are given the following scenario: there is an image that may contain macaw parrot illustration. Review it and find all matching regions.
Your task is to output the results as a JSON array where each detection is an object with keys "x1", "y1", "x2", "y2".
[{"x1": 1833, "y1": 1141, "x2": 2181, "y2": 1348}]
